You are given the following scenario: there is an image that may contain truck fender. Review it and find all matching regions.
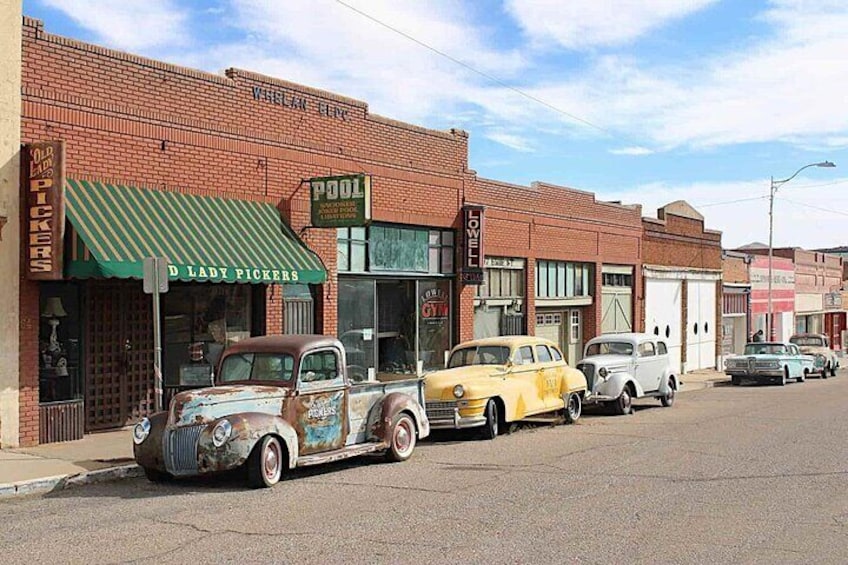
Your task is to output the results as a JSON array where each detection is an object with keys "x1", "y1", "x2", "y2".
[
  {"x1": 607, "y1": 372, "x2": 646, "y2": 398},
  {"x1": 133, "y1": 411, "x2": 170, "y2": 471},
  {"x1": 197, "y1": 412, "x2": 299, "y2": 474},
  {"x1": 367, "y1": 392, "x2": 430, "y2": 443}
]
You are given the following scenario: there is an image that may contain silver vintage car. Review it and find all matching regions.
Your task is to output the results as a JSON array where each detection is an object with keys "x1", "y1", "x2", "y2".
[
  {"x1": 789, "y1": 333, "x2": 839, "y2": 378},
  {"x1": 576, "y1": 333, "x2": 678, "y2": 415},
  {"x1": 724, "y1": 342, "x2": 814, "y2": 386}
]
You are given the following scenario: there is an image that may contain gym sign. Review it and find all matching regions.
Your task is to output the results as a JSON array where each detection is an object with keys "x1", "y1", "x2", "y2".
[
  {"x1": 310, "y1": 174, "x2": 372, "y2": 228},
  {"x1": 25, "y1": 141, "x2": 65, "y2": 280}
]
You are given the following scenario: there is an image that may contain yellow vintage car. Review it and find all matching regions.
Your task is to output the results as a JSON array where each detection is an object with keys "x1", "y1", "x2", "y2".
[{"x1": 424, "y1": 336, "x2": 588, "y2": 439}]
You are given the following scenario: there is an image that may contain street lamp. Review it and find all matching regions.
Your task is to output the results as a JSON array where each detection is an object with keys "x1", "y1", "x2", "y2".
[{"x1": 767, "y1": 161, "x2": 836, "y2": 340}]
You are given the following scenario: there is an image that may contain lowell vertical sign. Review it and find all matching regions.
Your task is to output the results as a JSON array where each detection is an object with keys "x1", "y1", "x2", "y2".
[
  {"x1": 25, "y1": 141, "x2": 65, "y2": 280},
  {"x1": 310, "y1": 174, "x2": 372, "y2": 228},
  {"x1": 461, "y1": 205, "x2": 484, "y2": 284}
]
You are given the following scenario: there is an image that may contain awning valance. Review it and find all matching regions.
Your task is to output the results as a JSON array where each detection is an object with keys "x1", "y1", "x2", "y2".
[{"x1": 65, "y1": 179, "x2": 326, "y2": 284}]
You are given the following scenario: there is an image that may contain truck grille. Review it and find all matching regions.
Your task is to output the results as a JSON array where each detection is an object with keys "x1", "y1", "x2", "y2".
[
  {"x1": 163, "y1": 425, "x2": 204, "y2": 475},
  {"x1": 426, "y1": 401, "x2": 458, "y2": 421},
  {"x1": 576, "y1": 362, "x2": 595, "y2": 391}
]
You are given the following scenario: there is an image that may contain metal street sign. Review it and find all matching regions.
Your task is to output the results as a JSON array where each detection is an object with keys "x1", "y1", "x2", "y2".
[{"x1": 143, "y1": 257, "x2": 170, "y2": 294}]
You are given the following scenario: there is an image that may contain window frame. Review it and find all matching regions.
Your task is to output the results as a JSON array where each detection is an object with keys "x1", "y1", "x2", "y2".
[{"x1": 298, "y1": 347, "x2": 345, "y2": 390}]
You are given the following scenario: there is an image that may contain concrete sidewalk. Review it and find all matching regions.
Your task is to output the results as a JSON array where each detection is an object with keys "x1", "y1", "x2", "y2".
[
  {"x1": 0, "y1": 369, "x2": 731, "y2": 499},
  {"x1": 679, "y1": 368, "x2": 730, "y2": 392},
  {"x1": 0, "y1": 428, "x2": 141, "y2": 499}
]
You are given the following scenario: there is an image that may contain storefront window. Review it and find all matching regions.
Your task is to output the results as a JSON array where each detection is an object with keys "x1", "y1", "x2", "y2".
[
  {"x1": 536, "y1": 261, "x2": 593, "y2": 298},
  {"x1": 338, "y1": 278, "x2": 376, "y2": 382},
  {"x1": 38, "y1": 283, "x2": 83, "y2": 403},
  {"x1": 338, "y1": 224, "x2": 454, "y2": 275},
  {"x1": 162, "y1": 284, "x2": 251, "y2": 388},
  {"x1": 419, "y1": 280, "x2": 451, "y2": 372}
]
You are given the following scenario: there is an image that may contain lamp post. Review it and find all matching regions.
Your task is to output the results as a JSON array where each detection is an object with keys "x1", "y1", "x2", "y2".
[{"x1": 767, "y1": 161, "x2": 836, "y2": 341}]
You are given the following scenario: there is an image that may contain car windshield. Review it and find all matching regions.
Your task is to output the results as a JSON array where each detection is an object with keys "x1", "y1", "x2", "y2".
[
  {"x1": 218, "y1": 353, "x2": 295, "y2": 384},
  {"x1": 790, "y1": 336, "x2": 825, "y2": 347},
  {"x1": 585, "y1": 342, "x2": 634, "y2": 356},
  {"x1": 743, "y1": 344, "x2": 788, "y2": 356},
  {"x1": 448, "y1": 346, "x2": 511, "y2": 368}
]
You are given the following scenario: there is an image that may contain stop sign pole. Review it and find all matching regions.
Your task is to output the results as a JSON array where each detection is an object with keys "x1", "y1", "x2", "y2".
[{"x1": 143, "y1": 257, "x2": 169, "y2": 413}]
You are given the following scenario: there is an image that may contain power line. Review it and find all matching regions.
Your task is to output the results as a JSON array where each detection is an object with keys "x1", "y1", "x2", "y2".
[
  {"x1": 332, "y1": 0, "x2": 615, "y2": 136},
  {"x1": 776, "y1": 196, "x2": 848, "y2": 217},
  {"x1": 697, "y1": 195, "x2": 768, "y2": 208}
]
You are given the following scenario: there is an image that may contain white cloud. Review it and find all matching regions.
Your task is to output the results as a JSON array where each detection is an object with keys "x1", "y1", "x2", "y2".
[
  {"x1": 604, "y1": 176, "x2": 848, "y2": 249},
  {"x1": 485, "y1": 130, "x2": 535, "y2": 152},
  {"x1": 504, "y1": 0, "x2": 718, "y2": 49},
  {"x1": 39, "y1": 0, "x2": 189, "y2": 50},
  {"x1": 610, "y1": 146, "x2": 655, "y2": 156}
]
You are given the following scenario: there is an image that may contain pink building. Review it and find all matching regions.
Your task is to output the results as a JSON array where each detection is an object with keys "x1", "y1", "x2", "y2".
[{"x1": 749, "y1": 256, "x2": 795, "y2": 341}]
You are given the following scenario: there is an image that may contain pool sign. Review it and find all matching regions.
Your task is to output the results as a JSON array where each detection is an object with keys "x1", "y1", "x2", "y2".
[{"x1": 310, "y1": 174, "x2": 371, "y2": 228}]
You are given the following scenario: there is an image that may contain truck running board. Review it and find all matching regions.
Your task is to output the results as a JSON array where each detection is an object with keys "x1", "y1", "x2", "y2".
[{"x1": 296, "y1": 442, "x2": 389, "y2": 467}]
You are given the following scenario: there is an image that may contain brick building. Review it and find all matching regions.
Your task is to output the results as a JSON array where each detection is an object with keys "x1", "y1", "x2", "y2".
[
  {"x1": 745, "y1": 247, "x2": 844, "y2": 349},
  {"x1": 13, "y1": 18, "x2": 651, "y2": 446},
  {"x1": 721, "y1": 251, "x2": 751, "y2": 355},
  {"x1": 641, "y1": 201, "x2": 723, "y2": 374}
]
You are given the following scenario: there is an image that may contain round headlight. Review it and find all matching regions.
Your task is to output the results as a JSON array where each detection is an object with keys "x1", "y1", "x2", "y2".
[
  {"x1": 452, "y1": 384, "x2": 465, "y2": 399},
  {"x1": 598, "y1": 367, "x2": 609, "y2": 378},
  {"x1": 132, "y1": 418, "x2": 151, "y2": 445},
  {"x1": 212, "y1": 419, "x2": 233, "y2": 447}
]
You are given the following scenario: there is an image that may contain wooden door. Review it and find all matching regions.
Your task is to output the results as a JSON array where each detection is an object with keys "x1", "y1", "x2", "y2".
[{"x1": 85, "y1": 280, "x2": 154, "y2": 430}]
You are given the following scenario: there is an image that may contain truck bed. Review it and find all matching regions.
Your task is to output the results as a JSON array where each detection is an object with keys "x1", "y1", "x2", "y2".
[{"x1": 346, "y1": 377, "x2": 424, "y2": 445}]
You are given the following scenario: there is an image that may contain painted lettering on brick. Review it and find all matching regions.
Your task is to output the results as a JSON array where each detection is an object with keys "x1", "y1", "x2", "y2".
[{"x1": 252, "y1": 86, "x2": 348, "y2": 121}]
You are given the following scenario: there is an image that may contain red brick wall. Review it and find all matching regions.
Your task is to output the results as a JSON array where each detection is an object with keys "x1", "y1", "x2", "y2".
[
  {"x1": 746, "y1": 248, "x2": 844, "y2": 294},
  {"x1": 723, "y1": 255, "x2": 750, "y2": 284},
  {"x1": 466, "y1": 178, "x2": 644, "y2": 348}
]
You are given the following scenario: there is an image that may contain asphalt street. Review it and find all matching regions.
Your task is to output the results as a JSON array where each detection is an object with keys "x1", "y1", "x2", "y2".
[{"x1": 3, "y1": 372, "x2": 848, "y2": 565}]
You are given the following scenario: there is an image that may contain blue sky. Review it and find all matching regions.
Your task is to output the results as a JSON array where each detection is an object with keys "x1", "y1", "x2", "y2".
[{"x1": 22, "y1": 0, "x2": 848, "y2": 249}]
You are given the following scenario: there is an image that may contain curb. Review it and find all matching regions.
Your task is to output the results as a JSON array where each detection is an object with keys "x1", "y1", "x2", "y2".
[{"x1": 0, "y1": 463, "x2": 142, "y2": 499}]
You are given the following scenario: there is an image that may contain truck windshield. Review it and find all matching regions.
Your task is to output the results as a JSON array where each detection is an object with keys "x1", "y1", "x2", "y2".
[
  {"x1": 790, "y1": 336, "x2": 825, "y2": 347},
  {"x1": 585, "y1": 342, "x2": 634, "y2": 356},
  {"x1": 218, "y1": 353, "x2": 295, "y2": 384},
  {"x1": 448, "y1": 346, "x2": 510, "y2": 368},
  {"x1": 743, "y1": 344, "x2": 787, "y2": 356}
]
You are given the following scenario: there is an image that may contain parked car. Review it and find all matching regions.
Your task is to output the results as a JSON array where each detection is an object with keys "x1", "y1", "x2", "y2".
[
  {"x1": 576, "y1": 333, "x2": 678, "y2": 415},
  {"x1": 133, "y1": 335, "x2": 429, "y2": 488},
  {"x1": 724, "y1": 342, "x2": 814, "y2": 386},
  {"x1": 789, "y1": 333, "x2": 839, "y2": 378},
  {"x1": 423, "y1": 336, "x2": 588, "y2": 439}
]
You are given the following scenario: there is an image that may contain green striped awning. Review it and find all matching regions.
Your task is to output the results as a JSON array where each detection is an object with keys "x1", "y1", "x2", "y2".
[{"x1": 65, "y1": 179, "x2": 326, "y2": 284}]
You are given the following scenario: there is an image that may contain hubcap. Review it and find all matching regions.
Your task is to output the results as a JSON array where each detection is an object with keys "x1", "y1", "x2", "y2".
[
  {"x1": 395, "y1": 421, "x2": 412, "y2": 453},
  {"x1": 264, "y1": 443, "x2": 279, "y2": 479},
  {"x1": 569, "y1": 397, "x2": 578, "y2": 416}
]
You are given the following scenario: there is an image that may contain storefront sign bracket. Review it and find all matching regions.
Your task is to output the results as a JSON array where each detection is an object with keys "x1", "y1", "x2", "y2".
[{"x1": 143, "y1": 256, "x2": 169, "y2": 412}]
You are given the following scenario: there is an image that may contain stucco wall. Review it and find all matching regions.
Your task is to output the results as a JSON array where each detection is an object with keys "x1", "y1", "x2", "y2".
[{"x1": 0, "y1": 2, "x2": 22, "y2": 447}]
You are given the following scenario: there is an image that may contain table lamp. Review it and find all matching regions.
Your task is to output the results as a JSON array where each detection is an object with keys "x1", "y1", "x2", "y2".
[{"x1": 41, "y1": 296, "x2": 68, "y2": 354}]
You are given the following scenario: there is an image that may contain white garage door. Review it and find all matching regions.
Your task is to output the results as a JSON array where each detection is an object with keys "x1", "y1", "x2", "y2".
[
  {"x1": 686, "y1": 280, "x2": 717, "y2": 371},
  {"x1": 645, "y1": 279, "x2": 683, "y2": 375}
]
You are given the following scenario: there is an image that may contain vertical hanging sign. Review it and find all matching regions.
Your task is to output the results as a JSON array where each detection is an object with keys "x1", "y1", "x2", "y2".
[
  {"x1": 25, "y1": 141, "x2": 65, "y2": 280},
  {"x1": 461, "y1": 205, "x2": 484, "y2": 285}
]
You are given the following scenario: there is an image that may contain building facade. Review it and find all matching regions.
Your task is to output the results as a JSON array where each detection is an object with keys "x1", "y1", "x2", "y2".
[
  {"x1": 721, "y1": 251, "x2": 751, "y2": 356},
  {"x1": 9, "y1": 17, "x2": 652, "y2": 446},
  {"x1": 748, "y1": 255, "x2": 795, "y2": 343},
  {"x1": 641, "y1": 201, "x2": 723, "y2": 374}
]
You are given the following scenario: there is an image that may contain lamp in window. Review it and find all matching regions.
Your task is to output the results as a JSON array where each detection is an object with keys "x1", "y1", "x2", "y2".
[{"x1": 41, "y1": 297, "x2": 68, "y2": 354}]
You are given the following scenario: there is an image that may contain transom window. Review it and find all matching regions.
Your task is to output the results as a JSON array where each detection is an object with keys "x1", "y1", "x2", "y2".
[
  {"x1": 536, "y1": 261, "x2": 593, "y2": 298},
  {"x1": 337, "y1": 225, "x2": 454, "y2": 274}
]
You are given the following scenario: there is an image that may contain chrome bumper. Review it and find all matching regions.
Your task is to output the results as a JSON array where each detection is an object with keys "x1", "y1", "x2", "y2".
[{"x1": 426, "y1": 401, "x2": 486, "y2": 429}]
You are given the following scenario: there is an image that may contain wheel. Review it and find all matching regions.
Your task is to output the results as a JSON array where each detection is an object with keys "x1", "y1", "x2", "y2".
[
  {"x1": 731, "y1": 376, "x2": 741, "y2": 386},
  {"x1": 660, "y1": 378, "x2": 676, "y2": 407},
  {"x1": 779, "y1": 368, "x2": 788, "y2": 386},
  {"x1": 480, "y1": 399, "x2": 499, "y2": 440},
  {"x1": 614, "y1": 386, "x2": 633, "y2": 416},
  {"x1": 831, "y1": 363, "x2": 838, "y2": 377},
  {"x1": 143, "y1": 467, "x2": 171, "y2": 483},
  {"x1": 385, "y1": 413, "x2": 417, "y2": 462},
  {"x1": 797, "y1": 370, "x2": 806, "y2": 383},
  {"x1": 247, "y1": 435, "x2": 283, "y2": 488},
  {"x1": 564, "y1": 392, "x2": 582, "y2": 424},
  {"x1": 822, "y1": 364, "x2": 829, "y2": 379}
]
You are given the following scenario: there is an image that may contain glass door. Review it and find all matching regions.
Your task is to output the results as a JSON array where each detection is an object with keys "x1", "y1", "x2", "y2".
[
  {"x1": 376, "y1": 280, "x2": 417, "y2": 379},
  {"x1": 337, "y1": 278, "x2": 376, "y2": 382}
]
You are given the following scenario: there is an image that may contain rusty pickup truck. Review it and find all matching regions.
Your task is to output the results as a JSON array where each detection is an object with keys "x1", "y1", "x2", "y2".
[{"x1": 133, "y1": 335, "x2": 429, "y2": 488}]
